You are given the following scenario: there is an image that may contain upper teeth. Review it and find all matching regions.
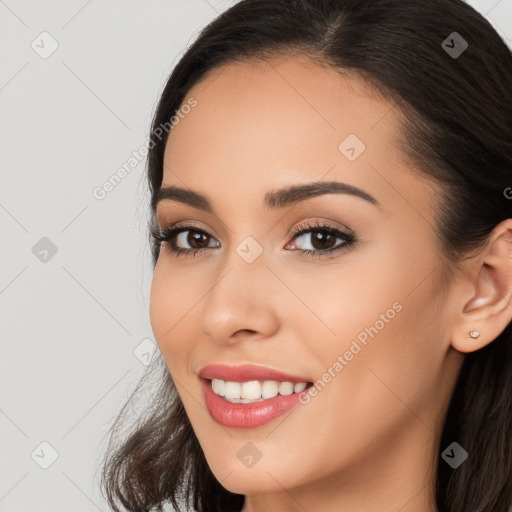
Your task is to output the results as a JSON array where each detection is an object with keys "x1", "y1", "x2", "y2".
[{"x1": 211, "y1": 379, "x2": 308, "y2": 401}]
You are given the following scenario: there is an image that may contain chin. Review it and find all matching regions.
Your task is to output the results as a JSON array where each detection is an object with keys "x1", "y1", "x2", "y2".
[
  {"x1": 216, "y1": 472, "x2": 283, "y2": 495},
  {"x1": 206, "y1": 456, "x2": 303, "y2": 496}
]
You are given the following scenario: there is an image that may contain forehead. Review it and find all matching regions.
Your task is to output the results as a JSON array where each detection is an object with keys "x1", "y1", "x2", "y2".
[
  {"x1": 160, "y1": 55, "x2": 439, "y2": 223},
  {"x1": 163, "y1": 54, "x2": 398, "y2": 167}
]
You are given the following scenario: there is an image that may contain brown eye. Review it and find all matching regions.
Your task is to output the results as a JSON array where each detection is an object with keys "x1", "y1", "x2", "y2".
[
  {"x1": 178, "y1": 230, "x2": 211, "y2": 249},
  {"x1": 152, "y1": 221, "x2": 356, "y2": 259},
  {"x1": 293, "y1": 230, "x2": 338, "y2": 251},
  {"x1": 286, "y1": 221, "x2": 356, "y2": 257},
  {"x1": 151, "y1": 225, "x2": 220, "y2": 258}
]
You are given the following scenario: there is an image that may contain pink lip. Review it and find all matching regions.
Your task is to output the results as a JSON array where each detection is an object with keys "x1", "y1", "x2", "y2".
[
  {"x1": 200, "y1": 377, "x2": 311, "y2": 428},
  {"x1": 197, "y1": 363, "x2": 313, "y2": 383},
  {"x1": 198, "y1": 364, "x2": 313, "y2": 428}
]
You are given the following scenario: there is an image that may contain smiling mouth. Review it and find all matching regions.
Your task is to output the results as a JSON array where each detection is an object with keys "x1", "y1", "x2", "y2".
[{"x1": 203, "y1": 377, "x2": 314, "y2": 403}]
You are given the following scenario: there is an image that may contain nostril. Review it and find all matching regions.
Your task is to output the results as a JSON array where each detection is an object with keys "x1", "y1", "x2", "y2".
[{"x1": 233, "y1": 329, "x2": 257, "y2": 338}]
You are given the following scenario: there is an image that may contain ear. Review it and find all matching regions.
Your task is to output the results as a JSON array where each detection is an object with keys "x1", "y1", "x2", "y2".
[{"x1": 450, "y1": 219, "x2": 512, "y2": 354}]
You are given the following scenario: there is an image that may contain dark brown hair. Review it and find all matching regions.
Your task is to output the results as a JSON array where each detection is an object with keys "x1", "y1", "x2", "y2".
[{"x1": 100, "y1": 0, "x2": 512, "y2": 510}]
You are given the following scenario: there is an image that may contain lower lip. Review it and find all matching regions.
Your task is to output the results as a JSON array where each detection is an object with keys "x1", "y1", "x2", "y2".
[{"x1": 201, "y1": 378, "x2": 310, "y2": 428}]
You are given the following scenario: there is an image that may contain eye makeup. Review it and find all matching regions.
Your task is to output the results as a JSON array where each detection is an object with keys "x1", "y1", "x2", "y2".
[{"x1": 151, "y1": 219, "x2": 357, "y2": 259}]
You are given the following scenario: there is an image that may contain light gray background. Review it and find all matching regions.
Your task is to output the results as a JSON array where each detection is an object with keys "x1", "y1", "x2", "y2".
[{"x1": 1, "y1": 1, "x2": 511, "y2": 511}]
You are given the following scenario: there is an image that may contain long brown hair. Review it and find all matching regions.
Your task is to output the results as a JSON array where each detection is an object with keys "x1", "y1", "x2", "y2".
[{"x1": 100, "y1": 1, "x2": 512, "y2": 510}]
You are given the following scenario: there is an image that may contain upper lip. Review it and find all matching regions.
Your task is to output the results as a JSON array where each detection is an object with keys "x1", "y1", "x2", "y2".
[{"x1": 198, "y1": 363, "x2": 313, "y2": 383}]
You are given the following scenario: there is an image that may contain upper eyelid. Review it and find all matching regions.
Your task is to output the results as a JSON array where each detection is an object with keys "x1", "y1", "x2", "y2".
[
  {"x1": 155, "y1": 213, "x2": 353, "y2": 232},
  {"x1": 158, "y1": 222, "x2": 352, "y2": 245},
  {"x1": 158, "y1": 220, "x2": 348, "y2": 233},
  {"x1": 291, "y1": 220, "x2": 353, "y2": 236},
  {"x1": 152, "y1": 222, "x2": 357, "y2": 261}
]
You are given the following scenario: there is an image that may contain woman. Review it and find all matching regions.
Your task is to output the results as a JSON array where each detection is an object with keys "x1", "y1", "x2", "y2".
[{"x1": 100, "y1": 0, "x2": 512, "y2": 511}]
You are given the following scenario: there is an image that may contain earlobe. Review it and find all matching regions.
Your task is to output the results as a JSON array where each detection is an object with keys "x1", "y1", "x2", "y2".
[{"x1": 450, "y1": 220, "x2": 512, "y2": 354}]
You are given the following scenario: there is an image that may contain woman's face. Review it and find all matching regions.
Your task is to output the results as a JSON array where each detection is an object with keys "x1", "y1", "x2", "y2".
[{"x1": 150, "y1": 56, "x2": 464, "y2": 506}]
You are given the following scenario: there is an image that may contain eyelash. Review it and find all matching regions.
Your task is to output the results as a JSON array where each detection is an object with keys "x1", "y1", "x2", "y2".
[{"x1": 151, "y1": 220, "x2": 357, "y2": 259}]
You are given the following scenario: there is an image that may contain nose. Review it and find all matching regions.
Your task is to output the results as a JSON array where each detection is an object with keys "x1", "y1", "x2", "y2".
[
  {"x1": 199, "y1": 258, "x2": 280, "y2": 346},
  {"x1": 203, "y1": 329, "x2": 256, "y2": 344}
]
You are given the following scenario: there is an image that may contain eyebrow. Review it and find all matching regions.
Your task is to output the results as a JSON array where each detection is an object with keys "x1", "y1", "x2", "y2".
[{"x1": 153, "y1": 181, "x2": 379, "y2": 212}]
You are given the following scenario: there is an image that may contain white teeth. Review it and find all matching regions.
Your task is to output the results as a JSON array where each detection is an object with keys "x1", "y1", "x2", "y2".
[
  {"x1": 241, "y1": 380, "x2": 262, "y2": 400},
  {"x1": 223, "y1": 381, "x2": 241, "y2": 399},
  {"x1": 293, "y1": 382, "x2": 307, "y2": 392},
  {"x1": 211, "y1": 378, "x2": 225, "y2": 396},
  {"x1": 261, "y1": 380, "x2": 279, "y2": 399},
  {"x1": 278, "y1": 382, "x2": 294, "y2": 396},
  {"x1": 210, "y1": 378, "x2": 309, "y2": 402}
]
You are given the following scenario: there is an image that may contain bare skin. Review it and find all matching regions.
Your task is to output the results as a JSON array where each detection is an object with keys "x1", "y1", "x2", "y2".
[{"x1": 149, "y1": 55, "x2": 512, "y2": 512}]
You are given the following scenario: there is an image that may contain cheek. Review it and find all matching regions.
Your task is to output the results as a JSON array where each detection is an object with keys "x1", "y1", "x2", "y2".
[
  {"x1": 149, "y1": 263, "x2": 195, "y2": 371},
  {"x1": 149, "y1": 263, "x2": 168, "y2": 343},
  {"x1": 291, "y1": 238, "x2": 445, "y2": 400},
  {"x1": 278, "y1": 262, "x2": 444, "y2": 475}
]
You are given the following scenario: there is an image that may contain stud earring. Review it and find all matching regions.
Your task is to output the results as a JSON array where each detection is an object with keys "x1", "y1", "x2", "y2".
[{"x1": 469, "y1": 330, "x2": 480, "y2": 339}]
